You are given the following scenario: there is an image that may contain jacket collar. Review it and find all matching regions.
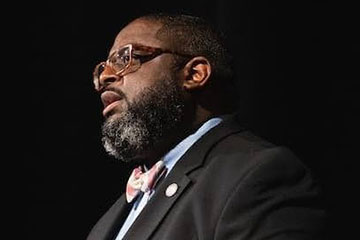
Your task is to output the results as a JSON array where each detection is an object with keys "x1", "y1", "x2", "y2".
[{"x1": 121, "y1": 114, "x2": 244, "y2": 240}]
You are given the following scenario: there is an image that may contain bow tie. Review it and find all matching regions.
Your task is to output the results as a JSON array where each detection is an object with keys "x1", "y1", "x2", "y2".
[{"x1": 126, "y1": 160, "x2": 167, "y2": 203}]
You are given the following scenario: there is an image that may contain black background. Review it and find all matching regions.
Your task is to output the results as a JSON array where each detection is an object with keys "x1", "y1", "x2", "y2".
[{"x1": 22, "y1": 1, "x2": 357, "y2": 239}]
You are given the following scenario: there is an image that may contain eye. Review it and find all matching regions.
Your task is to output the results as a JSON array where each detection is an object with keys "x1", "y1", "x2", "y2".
[
  {"x1": 119, "y1": 55, "x2": 130, "y2": 63},
  {"x1": 110, "y1": 48, "x2": 131, "y2": 66}
]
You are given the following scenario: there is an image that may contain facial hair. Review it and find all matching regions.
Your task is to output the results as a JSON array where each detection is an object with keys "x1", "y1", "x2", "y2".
[{"x1": 101, "y1": 74, "x2": 187, "y2": 162}]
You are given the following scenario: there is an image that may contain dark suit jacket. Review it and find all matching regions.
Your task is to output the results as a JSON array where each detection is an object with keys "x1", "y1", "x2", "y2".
[{"x1": 87, "y1": 115, "x2": 325, "y2": 240}]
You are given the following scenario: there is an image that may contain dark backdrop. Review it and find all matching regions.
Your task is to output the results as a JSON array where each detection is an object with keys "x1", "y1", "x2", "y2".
[{"x1": 23, "y1": 1, "x2": 357, "y2": 239}]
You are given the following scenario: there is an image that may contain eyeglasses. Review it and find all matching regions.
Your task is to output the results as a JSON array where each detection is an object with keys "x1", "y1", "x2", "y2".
[{"x1": 93, "y1": 43, "x2": 192, "y2": 90}]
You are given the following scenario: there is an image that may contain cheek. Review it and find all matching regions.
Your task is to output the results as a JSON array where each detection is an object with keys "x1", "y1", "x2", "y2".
[
  {"x1": 125, "y1": 67, "x2": 171, "y2": 90},
  {"x1": 122, "y1": 57, "x2": 180, "y2": 101},
  {"x1": 121, "y1": 71, "x2": 159, "y2": 103}
]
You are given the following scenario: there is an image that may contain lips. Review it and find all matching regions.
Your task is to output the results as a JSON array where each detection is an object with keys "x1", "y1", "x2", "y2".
[{"x1": 100, "y1": 91, "x2": 124, "y2": 117}]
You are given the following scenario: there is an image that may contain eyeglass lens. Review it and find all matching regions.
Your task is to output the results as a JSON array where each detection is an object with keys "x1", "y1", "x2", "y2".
[{"x1": 94, "y1": 46, "x2": 132, "y2": 78}]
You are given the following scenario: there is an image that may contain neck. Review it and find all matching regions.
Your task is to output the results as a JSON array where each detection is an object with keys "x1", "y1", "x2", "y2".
[{"x1": 133, "y1": 108, "x2": 214, "y2": 167}]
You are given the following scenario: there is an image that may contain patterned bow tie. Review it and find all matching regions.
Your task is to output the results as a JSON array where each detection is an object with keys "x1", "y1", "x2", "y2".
[{"x1": 126, "y1": 160, "x2": 167, "y2": 203}]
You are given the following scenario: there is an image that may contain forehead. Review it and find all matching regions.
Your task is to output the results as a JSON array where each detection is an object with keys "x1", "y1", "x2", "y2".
[{"x1": 110, "y1": 19, "x2": 165, "y2": 53}]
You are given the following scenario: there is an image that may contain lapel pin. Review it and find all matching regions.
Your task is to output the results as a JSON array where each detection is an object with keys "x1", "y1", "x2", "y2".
[{"x1": 165, "y1": 183, "x2": 178, "y2": 197}]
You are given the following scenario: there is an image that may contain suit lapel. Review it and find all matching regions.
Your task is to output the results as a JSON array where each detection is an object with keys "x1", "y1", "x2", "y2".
[
  {"x1": 122, "y1": 114, "x2": 244, "y2": 240},
  {"x1": 123, "y1": 174, "x2": 191, "y2": 240}
]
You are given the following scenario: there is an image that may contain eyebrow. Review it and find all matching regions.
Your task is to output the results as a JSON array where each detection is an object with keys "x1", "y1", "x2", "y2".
[
  {"x1": 108, "y1": 43, "x2": 163, "y2": 59},
  {"x1": 107, "y1": 43, "x2": 140, "y2": 58}
]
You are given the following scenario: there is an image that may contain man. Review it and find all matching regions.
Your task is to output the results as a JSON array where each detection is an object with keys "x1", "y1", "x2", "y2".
[{"x1": 87, "y1": 13, "x2": 325, "y2": 240}]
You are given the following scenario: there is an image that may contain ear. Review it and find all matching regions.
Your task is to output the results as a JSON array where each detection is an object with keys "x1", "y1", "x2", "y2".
[{"x1": 182, "y1": 57, "x2": 211, "y2": 90}]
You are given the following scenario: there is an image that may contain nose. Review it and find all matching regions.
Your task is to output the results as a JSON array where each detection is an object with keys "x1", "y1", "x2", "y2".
[{"x1": 96, "y1": 65, "x2": 121, "y2": 91}]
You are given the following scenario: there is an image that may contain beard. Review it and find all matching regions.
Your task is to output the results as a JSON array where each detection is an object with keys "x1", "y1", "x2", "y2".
[{"x1": 101, "y1": 74, "x2": 187, "y2": 162}]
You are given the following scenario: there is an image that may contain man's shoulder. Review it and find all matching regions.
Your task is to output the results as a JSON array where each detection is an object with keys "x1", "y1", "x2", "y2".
[
  {"x1": 204, "y1": 114, "x2": 280, "y2": 158},
  {"x1": 206, "y1": 129, "x2": 301, "y2": 169},
  {"x1": 202, "y1": 118, "x2": 309, "y2": 179},
  {"x1": 183, "y1": 113, "x2": 312, "y2": 185},
  {"x1": 210, "y1": 128, "x2": 276, "y2": 154}
]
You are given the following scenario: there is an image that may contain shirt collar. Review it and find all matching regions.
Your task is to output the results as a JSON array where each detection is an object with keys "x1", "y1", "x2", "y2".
[{"x1": 162, "y1": 117, "x2": 223, "y2": 175}]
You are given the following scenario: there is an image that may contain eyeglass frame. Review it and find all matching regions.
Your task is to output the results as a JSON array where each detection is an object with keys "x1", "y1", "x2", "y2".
[{"x1": 93, "y1": 43, "x2": 193, "y2": 90}]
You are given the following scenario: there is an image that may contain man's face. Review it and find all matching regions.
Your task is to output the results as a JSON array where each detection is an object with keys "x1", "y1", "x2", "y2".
[
  {"x1": 97, "y1": 19, "x2": 189, "y2": 162},
  {"x1": 97, "y1": 19, "x2": 178, "y2": 118}
]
